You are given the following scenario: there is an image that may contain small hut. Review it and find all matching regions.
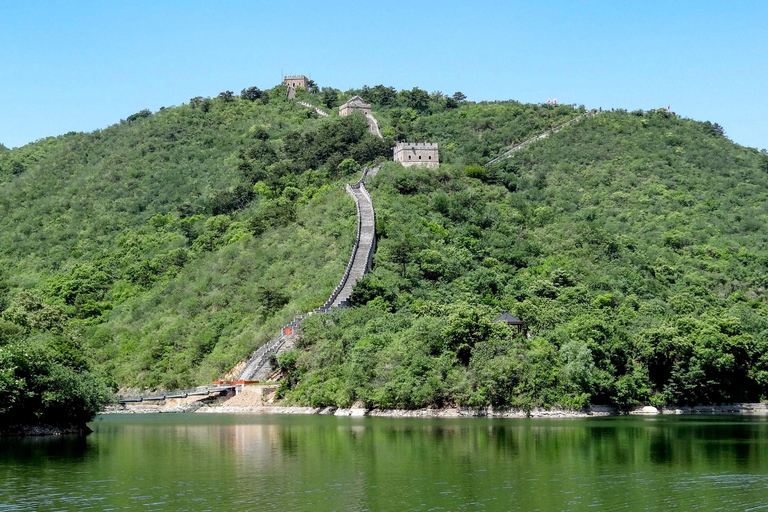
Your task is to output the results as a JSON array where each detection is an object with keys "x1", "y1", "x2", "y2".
[{"x1": 492, "y1": 312, "x2": 524, "y2": 334}]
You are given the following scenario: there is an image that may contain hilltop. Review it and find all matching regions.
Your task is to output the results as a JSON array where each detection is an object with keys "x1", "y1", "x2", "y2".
[{"x1": 1, "y1": 82, "x2": 768, "y2": 426}]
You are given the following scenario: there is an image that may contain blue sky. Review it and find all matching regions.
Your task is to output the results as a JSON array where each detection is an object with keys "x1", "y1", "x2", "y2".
[{"x1": 1, "y1": 1, "x2": 766, "y2": 150}]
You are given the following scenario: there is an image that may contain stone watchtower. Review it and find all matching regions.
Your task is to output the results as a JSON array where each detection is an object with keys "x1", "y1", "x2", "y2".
[
  {"x1": 393, "y1": 142, "x2": 439, "y2": 168},
  {"x1": 283, "y1": 75, "x2": 309, "y2": 89},
  {"x1": 338, "y1": 95, "x2": 372, "y2": 117}
]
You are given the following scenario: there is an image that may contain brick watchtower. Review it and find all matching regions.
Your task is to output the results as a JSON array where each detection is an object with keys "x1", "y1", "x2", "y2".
[
  {"x1": 283, "y1": 75, "x2": 309, "y2": 89},
  {"x1": 393, "y1": 142, "x2": 439, "y2": 168}
]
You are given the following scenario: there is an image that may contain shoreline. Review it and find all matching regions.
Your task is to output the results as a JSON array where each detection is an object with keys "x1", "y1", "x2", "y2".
[
  {"x1": 0, "y1": 424, "x2": 93, "y2": 437},
  {"x1": 102, "y1": 402, "x2": 768, "y2": 418}
]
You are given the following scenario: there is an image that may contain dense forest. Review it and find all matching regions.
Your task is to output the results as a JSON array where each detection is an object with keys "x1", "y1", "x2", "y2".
[{"x1": 1, "y1": 82, "x2": 767, "y2": 426}]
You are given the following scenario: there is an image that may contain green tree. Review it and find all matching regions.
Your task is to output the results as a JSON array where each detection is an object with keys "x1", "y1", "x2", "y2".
[
  {"x1": 321, "y1": 87, "x2": 339, "y2": 109},
  {"x1": 240, "y1": 86, "x2": 262, "y2": 101},
  {"x1": 218, "y1": 90, "x2": 235, "y2": 102},
  {"x1": 390, "y1": 230, "x2": 416, "y2": 277}
]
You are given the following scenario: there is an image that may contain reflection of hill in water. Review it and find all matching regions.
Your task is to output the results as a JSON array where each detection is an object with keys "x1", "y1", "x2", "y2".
[
  {"x1": 5, "y1": 415, "x2": 768, "y2": 511},
  {"x1": 0, "y1": 433, "x2": 92, "y2": 464}
]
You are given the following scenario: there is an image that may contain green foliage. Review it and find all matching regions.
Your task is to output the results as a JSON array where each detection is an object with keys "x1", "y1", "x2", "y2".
[
  {"x1": 2, "y1": 84, "x2": 767, "y2": 413},
  {"x1": 278, "y1": 109, "x2": 768, "y2": 410},
  {"x1": 0, "y1": 335, "x2": 111, "y2": 430},
  {"x1": 321, "y1": 87, "x2": 340, "y2": 109},
  {"x1": 240, "y1": 86, "x2": 262, "y2": 102}
]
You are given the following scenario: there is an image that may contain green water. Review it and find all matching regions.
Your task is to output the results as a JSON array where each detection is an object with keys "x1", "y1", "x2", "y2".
[{"x1": 2, "y1": 414, "x2": 768, "y2": 511}]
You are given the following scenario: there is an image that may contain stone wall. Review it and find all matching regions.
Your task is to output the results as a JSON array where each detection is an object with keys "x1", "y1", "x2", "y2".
[
  {"x1": 393, "y1": 142, "x2": 439, "y2": 168},
  {"x1": 283, "y1": 75, "x2": 309, "y2": 89},
  {"x1": 339, "y1": 96, "x2": 372, "y2": 117}
]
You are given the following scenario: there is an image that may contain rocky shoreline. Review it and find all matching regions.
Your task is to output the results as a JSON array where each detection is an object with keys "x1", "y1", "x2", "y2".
[
  {"x1": 103, "y1": 402, "x2": 768, "y2": 418},
  {"x1": 0, "y1": 424, "x2": 93, "y2": 437}
]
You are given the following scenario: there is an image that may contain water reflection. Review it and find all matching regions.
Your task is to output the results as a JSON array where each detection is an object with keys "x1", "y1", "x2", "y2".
[
  {"x1": 2, "y1": 414, "x2": 768, "y2": 511},
  {"x1": 0, "y1": 433, "x2": 92, "y2": 463}
]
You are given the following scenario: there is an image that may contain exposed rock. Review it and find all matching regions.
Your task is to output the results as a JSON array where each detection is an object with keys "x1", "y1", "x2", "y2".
[{"x1": 630, "y1": 406, "x2": 660, "y2": 415}]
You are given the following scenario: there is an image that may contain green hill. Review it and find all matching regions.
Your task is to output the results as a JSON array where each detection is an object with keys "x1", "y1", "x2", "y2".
[{"x1": 2, "y1": 84, "x2": 767, "y2": 422}]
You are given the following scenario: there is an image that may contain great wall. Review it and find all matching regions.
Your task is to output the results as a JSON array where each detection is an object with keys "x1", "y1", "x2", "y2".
[{"x1": 118, "y1": 78, "x2": 595, "y2": 403}]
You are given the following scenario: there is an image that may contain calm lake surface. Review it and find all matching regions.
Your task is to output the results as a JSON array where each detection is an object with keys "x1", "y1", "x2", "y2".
[{"x1": 2, "y1": 414, "x2": 768, "y2": 511}]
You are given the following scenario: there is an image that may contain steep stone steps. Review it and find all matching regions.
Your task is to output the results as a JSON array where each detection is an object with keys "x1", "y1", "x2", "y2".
[
  {"x1": 297, "y1": 101, "x2": 330, "y2": 117},
  {"x1": 332, "y1": 182, "x2": 375, "y2": 307},
  {"x1": 236, "y1": 109, "x2": 383, "y2": 381}
]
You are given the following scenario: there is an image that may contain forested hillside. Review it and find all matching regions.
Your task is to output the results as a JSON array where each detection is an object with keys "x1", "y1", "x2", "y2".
[
  {"x1": 278, "y1": 104, "x2": 768, "y2": 410},
  {"x1": 2, "y1": 82, "x2": 767, "y2": 419}
]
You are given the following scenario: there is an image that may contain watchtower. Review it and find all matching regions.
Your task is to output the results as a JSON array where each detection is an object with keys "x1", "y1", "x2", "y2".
[
  {"x1": 283, "y1": 75, "x2": 309, "y2": 89},
  {"x1": 393, "y1": 142, "x2": 439, "y2": 168},
  {"x1": 339, "y1": 95, "x2": 372, "y2": 117}
]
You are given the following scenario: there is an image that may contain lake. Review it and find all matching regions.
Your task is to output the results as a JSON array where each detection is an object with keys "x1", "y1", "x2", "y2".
[{"x1": 2, "y1": 413, "x2": 768, "y2": 511}]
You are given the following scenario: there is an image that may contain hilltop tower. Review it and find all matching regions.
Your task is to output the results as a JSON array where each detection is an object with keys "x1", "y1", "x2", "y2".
[
  {"x1": 393, "y1": 142, "x2": 439, "y2": 168},
  {"x1": 283, "y1": 75, "x2": 309, "y2": 89},
  {"x1": 339, "y1": 95, "x2": 372, "y2": 117}
]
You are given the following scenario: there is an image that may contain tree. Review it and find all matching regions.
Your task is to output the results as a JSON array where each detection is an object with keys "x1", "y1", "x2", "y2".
[
  {"x1": 403, "y1": 87, "x2": 430, "y2": 111},
  {"x1": 306, "y1": 79, "x2": 319, "y2": 94},
  {"x1": 465, "y1": 164, "x2": 487, "y2": 181},
  {"x1": 363, "y1": 84, "x2": 397, "y2": 106},
  {"x1": 255, "y1": 285, "x2": 290, "y2": 318},
  {"x1": 126, "y1": 109, "x2": 151, "y2": 122},
  {"x1": 0, "y1": 269, "x2": 9, "y2": 312},
  {"x1": 0, "y1": 143, "x2": 8, "y2": 151},
  {"x1": 0, "y1": 335, "x2": 111, "y2": 431},
  {"x1": 10, "y1": 161, "x2": 24, "y2": 175},
  {"x1": 337, "y1": 158, "x2": 361, "y2": 176},
  {"x1": 759, "y1": 149, "x2": 768, "y2": 173},
  {"x1": 702, "y1": 121, "x2": 725, "y2": 138},
  {"x1": 321, "y1": 87, "x2": 339, "y2": 109},
  {"x1": 2, "y1": 292, "x2": 66, "y2": 333},
  {"x1": 241, "y1": 86, "x2": 262, "y2": 101},
  {"x1": 452, "y1": 91, "x2": 467, "y2": 102},
  {"x1": 390, "y1": 230, "x2": 416, "y2": 277},
  {"x1": 218, "y1": 90, "x2": 235, "y2": 102}
]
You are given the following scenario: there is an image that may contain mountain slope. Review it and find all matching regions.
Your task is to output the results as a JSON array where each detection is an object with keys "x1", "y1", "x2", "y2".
[
  {"x1": 0, "y1": 85, "x2": 584, "y2": 390},
  {"x1": 278, "y1": 108, "x2": 768, "y2": 409},
  {"x1": 3, "y1": 84, "x2": 765, "y2": 409}
]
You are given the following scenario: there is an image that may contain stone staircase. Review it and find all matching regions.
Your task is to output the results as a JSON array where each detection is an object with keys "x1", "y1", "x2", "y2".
[
  {"x1": 297, "y1": 101, "x2": 330, "y2": 117},
  {"x1": 238, "y1": 163, "x2": 380, "y2": 381},
  {"x1": 237, "y1": 104, "x2": 384, "y2": 381},
  {"x1": 332, "y1": 181, "x2": 376, "y2": 307},
  {"x1": 238, "y1": 334, "x2": 296, "y2": 381}
]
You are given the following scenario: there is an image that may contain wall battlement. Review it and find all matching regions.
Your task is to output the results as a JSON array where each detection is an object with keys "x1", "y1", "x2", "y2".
[
  {"x1": 283, "y1": 75, "x2": 309, "y2": 89},
  {"x1": 394, "y1": 142, "x2": 439, "y2": 150}
]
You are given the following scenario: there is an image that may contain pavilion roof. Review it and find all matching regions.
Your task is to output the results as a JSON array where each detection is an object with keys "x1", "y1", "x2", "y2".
[{"x1": 492, "y1": 312, "x2": 523, "y2": 324}]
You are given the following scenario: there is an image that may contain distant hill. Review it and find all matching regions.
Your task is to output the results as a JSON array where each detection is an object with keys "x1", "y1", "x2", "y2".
[{"x1": 2, "y1": 83, "x2": 766, "y2": 411}]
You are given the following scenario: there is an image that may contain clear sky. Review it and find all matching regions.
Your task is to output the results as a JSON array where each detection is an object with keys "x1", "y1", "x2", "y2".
[{"x1": 1, "y1": 0, "x2": 766, "y2": 150}]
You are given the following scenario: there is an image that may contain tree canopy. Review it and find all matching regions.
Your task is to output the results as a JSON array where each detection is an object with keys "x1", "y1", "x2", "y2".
[{"x1": 1, "y1": 84, "x2": 766, "y2": 414}]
